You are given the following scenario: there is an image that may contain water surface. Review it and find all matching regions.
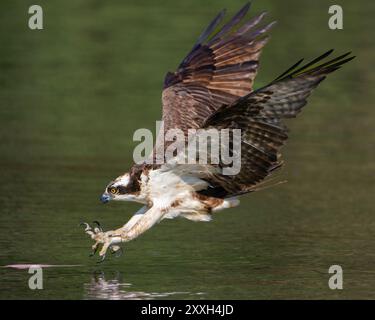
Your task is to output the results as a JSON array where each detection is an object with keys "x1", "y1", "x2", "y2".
[{"x1": 0, "y1": 0, "x2": 374, "y2": 299}]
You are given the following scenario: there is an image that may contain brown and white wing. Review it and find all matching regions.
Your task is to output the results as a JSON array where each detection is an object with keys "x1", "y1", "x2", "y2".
[
  {"x1": 200, "y1": 50, "x2": 355, "y2": 196},
  {"x1": 162, "y1": 3, "x2": 274, "y2": 134}
]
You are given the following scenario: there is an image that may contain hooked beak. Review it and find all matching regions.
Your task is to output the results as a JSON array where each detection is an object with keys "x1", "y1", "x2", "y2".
[{"x1": 100, "y1": 193, "x2": 111, "y2": 204}]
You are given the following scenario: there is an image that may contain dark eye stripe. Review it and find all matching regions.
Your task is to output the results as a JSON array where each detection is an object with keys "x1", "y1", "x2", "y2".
[{"x1": 116, "y1": 186, "x2": 128, "y2": 194}]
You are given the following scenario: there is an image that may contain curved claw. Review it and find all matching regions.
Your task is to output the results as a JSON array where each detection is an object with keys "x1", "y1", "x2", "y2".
[
  {"x1": 111, "y1": 246, "x2": 123, "y2": 258},
  {"x1": 115, "y1": 248, "x2": 123, "y2": 258},
  {"x1": 80, "y1": 222, "x2": 92, "y2": 232},
  {"x1": 93, "y1": 221, "x2": 103, "y2": 232},
  {"x1": 89, "y1": 246, "x2": 99, "y2": 257},
  {"x1": 97, "y1": 255, "x2": 106, "y2": 264}
]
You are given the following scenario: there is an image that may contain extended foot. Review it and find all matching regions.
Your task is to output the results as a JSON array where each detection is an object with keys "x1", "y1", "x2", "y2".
[{"x1": 80, "y1": 221, "x2": 123, "y2": 263}]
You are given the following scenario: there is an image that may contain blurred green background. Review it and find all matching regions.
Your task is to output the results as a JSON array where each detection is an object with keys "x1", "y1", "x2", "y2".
[{"x1": 0, "y1": 0, "x2": 374, "y2": 299}]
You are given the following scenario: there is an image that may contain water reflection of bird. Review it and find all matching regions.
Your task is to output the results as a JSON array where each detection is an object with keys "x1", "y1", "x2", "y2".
[
  {"x1": 81, "y1": 2, "x2": 354, "y2": 261},
  {"x1": 84, "y1": 271, "x2": 195, "y2": 300}
]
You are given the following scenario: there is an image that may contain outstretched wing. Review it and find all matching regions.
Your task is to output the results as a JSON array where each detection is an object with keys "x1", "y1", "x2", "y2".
[
  {"x1": 200, "y1": 50, "x2": 355, "y2": 196},
  {"x1": 162, "y1": 2, "x2": 275, "y2": 135}
]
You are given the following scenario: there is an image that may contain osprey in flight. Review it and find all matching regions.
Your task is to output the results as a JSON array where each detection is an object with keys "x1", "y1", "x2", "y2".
[{"x1": 82, "y1": 3, "x2": 354, "y2": 261}]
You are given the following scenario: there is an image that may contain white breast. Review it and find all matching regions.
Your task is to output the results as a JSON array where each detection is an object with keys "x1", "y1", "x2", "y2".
[{"x1": 143, "y1": 168, "x2": 211, "y2": 221}]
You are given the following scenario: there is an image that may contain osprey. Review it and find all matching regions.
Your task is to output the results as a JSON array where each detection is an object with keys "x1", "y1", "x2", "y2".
[{"x1": 82, "y1": 3, "x2": 354, "y2": 261}]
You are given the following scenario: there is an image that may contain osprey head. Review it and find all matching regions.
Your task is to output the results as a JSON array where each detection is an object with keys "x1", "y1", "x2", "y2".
[{"x1": 100, "y1": 170, "x2": 145, "y2": 204}]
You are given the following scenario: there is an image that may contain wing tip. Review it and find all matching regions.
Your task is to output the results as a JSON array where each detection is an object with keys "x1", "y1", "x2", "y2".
[{"x1": 272, "y1": 49, "x2": 355, "y2": 82}]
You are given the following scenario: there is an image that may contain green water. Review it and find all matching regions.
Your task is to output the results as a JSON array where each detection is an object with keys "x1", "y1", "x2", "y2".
[{"x1": 0, "y1": 0, "x2": 374, "y2": 299}]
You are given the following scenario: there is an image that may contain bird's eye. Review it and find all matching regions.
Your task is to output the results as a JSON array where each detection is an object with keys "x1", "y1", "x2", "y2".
[{"x1": 109, "y1": 187, "x2": 118, "y2": 194}]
